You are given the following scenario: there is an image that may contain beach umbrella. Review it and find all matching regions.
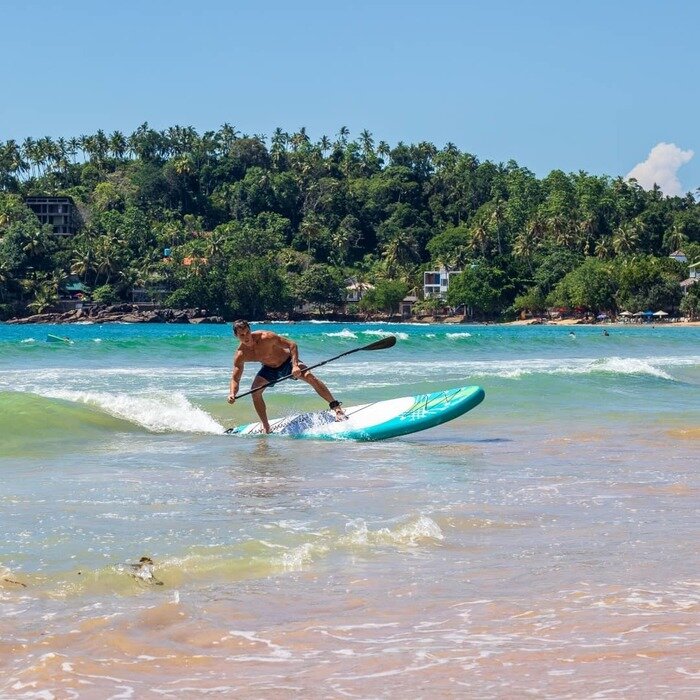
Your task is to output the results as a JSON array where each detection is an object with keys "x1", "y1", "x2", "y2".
[
  {"x1": 633, "y1": 311, "x2": 645, "y2": 317},
  {"x1": 642, "y1": 310, "x2": 654, "y2": 316},
  {"x1": 596, "y1": 313, "x2": 608, "y2": 320},
  {"x1": 652, "y1": 310, "x2": 669, "y2": 317},
  {"x1": 619, "y1": 311, "x2": 632, "y2": 317}
]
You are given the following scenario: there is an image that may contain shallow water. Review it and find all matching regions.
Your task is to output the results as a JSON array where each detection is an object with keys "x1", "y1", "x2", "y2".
[{"x1": 1, "y1": 322, "x2": 698, "y2": 697}]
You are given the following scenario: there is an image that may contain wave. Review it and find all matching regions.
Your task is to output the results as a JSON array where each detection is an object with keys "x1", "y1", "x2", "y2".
[
  {"x1": 318, "y1": 355, "x2": 697, "y2": 381},
  {"x1": 43, "y1": 390, "x2": 224, "y2": 434},
  {"x1": 324, "y1": 329, "x2": 358, "y2": 339},
  {"x1": 11, "y1": 515, "x2": 444, "y2": 595},
  {"x1": 0, "y1": 390, "x2": 223, "y2": 446},
  {"x1": 361, "y1": 330, "x2": 410, "y2": 340}
]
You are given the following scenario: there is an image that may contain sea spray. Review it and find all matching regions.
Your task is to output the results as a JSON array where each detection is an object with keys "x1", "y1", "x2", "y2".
[{"x1": 42, "y1": 390, "x2": 224, "y2": 433}]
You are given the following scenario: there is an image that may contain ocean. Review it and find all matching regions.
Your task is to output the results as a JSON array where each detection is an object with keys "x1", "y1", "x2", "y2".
[{"x1": 1, "y1": 321, "x2": 698, "y2": 698}]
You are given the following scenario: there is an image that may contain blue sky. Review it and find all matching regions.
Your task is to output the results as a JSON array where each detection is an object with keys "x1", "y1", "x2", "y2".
[{"x1": 3, "y1": 0, "x2": 698, "y2": 194}]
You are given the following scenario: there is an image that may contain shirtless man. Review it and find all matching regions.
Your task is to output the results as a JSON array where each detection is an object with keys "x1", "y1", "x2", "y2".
[{"x1": 227, "y1": 320, "x2": 346, "y2": 433}]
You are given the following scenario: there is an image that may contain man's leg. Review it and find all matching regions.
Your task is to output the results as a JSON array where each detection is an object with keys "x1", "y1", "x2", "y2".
[
  {"x1": 250, "y1": 376, "x2": 271, "y2": 433},
  {"x1": 298, "y1": 367, "x2": 346, "y2": 420}
]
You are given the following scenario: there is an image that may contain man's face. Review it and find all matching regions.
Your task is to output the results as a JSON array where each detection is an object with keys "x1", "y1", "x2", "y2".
[{"x1": 236, "y1": 326, "x2": 252, "y2": 344}]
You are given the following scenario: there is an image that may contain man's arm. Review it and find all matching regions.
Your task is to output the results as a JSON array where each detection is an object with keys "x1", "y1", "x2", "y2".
[
  {"x1": 277, "y1": 335, "x2": 302, "y2": 376},
  {"x1": 228, "y1": 350, "x2": 244, "y2": 403}
]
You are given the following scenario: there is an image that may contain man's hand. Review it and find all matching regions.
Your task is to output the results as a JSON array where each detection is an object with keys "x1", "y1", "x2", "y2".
[
  {"x1": 227, "y1": 394, "x2": 236, "y2": 404},
  {"x1": 292, "y1": 364, "x2": 303, "y2": 379}
]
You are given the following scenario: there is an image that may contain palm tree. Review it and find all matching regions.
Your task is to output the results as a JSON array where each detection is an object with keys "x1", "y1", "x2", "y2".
[
  {"x1": 22, "y1": 137, "x2": 38, "y2": 178},
  {"x1": 22, "y1": 227, "x2": 50, "y2": 258},
  {"x1": 218, "y1": 123, "x2": 240, "y2": 156},
  {"x1": 336, "y1": 126, "x2": 350, "y2": 147},
  {"x1": 318, "y1": 135, "x2": 332, "y2": 154},
  {"x1": 94, "y1": 237, "x2": 120, "y2": 285},
  {"x1": 595, "y1": 237, "x2": 614, "y2": 260},
  {"x1": 377, "y1": 141, "x2": 391, "y2": 163},
  {"x1": 70, "y1": 241, "x2": 96, "y2": 283},
  {"x1": 513, "y1": 230, "x2": 537, "y2": 273},
  {"x1": 110, "y1": 131, "x2": 128, "y2": 160},
  {"x1": 613, "y1": 222, "x2": 640, "y2": 255},
  {"x1": 469, "y1": 220, "x2": 491, "y2": 257},
  {"x1": 359, "y1": 129, "x2": 374, "y2": 154},
  {"x1": 489, "y1": 197, "x2": 507, "y2": 255},
  {"x1": 547, "y1": 215, "x2": 576, "y2": 249},
  {"x1": 663, "y1": 223, "x2": 688, "y2": 254},
  {"x1": 381, "y1": 229, "x2": 420, "y2": 279}
]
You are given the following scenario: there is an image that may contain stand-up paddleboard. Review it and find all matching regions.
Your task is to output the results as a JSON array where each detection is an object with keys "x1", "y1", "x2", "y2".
[
  {"x1": 225, "y1": 385, "x2": 485, "y2": 441},
  {"x1": 47, "y1": 333, "x2": 74, "y2": 344}
]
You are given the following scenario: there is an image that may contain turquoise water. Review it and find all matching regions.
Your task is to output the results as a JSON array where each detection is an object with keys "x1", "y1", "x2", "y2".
[{"x1": 1, "y1": 321, "x2": 699, "y2": 696}]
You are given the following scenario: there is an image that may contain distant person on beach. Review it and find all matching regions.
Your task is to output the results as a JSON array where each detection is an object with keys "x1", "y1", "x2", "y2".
[{"x1": 227, "y1": 320, "x2": 346, "y2": 433}]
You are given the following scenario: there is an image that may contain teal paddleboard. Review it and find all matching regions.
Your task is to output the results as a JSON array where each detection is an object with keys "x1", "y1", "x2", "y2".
[
  {"x1": 226, "y1": 385, "x2": 485, "y2": 441},
  {"x1": 47, "y1": 334, "x2": 74, "y2": 344}
]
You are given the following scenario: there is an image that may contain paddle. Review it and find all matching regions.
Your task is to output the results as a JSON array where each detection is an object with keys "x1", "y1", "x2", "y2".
[{"x1": 233, "y1": 335, "x2": 397, "y2": 400}]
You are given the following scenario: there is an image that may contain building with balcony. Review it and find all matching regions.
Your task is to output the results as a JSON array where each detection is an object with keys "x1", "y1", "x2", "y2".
[
  {"x1": 25, "y1": 196, "x2": 80, "y2": 236},
  {"x1": 423, "y1": 266, "x2": 462, "y2": 299}
]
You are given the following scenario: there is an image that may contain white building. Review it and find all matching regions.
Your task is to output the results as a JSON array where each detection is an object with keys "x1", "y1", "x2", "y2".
[
  {"x1": 345, "y1": 278, "x2": 374, "y2": 303},
  {"x1": 423, "y1": 266, "x2": 462, "y2": 299},
  {"x1": 680, "y1": 261, "x2": 699, "y2": 294}
]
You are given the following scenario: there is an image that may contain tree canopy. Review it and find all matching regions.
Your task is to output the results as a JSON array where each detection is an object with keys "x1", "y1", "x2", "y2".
[{"x1": 1, "y1": 123, "x2": 699, "y2": 320}]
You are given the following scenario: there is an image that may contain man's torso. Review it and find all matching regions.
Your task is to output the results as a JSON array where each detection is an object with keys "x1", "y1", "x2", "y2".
[{"x1": 238, "y1": 331, "x2": 291, "y2": 368}]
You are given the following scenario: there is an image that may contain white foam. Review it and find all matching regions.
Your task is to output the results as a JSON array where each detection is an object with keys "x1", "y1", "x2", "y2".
[
  {"x1": 42, "y1": 389, "x2": 224, "y2": 433},
  {"x1": 324, "y1": 329, "x2": 358, "y2": 339},
  {"x1": 362, "y1": 330, "x2": 409, "y2": 340},
  {"x1": 278, "y1": 542, "x2": 328, "y2": 571},
  {"x1": 446, "y1": 332, "x2": 472, "y2": 339},
  {"x1": 344, "y1": 516, "x2": 444, "y2": 547},
  {"x1": 589, "y1": 356, "x2": 674, "y2": 380}
]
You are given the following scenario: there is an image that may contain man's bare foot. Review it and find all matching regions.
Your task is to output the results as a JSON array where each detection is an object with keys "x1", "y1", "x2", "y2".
[
  {"x1": 329, "y1": 400, "x2": 347, "y2": 422},
  {"x1": 333, "y1": 407, "x2": 348, "y2": 422}
]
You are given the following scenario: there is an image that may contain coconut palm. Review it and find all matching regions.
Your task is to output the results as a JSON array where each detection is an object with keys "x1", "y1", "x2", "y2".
[
  {"x1": 613, "y1": 222, "x2": 640, "y2": 255},
  {"x1": 381, "y1": 229, "x2": 420, "y2": 279},
  {"x1": 595, "y1": 237, "x2": 614, "y2": 260},
  {"x1": 70, "y1": 241, "x2": 96, "y2": 283}
]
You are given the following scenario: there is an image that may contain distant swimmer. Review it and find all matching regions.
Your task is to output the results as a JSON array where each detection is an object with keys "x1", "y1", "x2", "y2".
[
  {"x1": 228, "y1": 319, "x2": 347, "y2": 433},
  {"x1": 569, "y1": 331, "x2": 576, "y2": 337},
  {"x1": 127, "y1": 557, "x2": 163, "y2": 585},
  {"x1": 603, "y1": 330, "x2": 610, "y2": 336}
]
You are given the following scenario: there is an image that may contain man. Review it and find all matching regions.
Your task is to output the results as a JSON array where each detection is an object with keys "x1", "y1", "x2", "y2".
[{"x1": 227, "y1": 320, "x2": 346, "y2": 433}]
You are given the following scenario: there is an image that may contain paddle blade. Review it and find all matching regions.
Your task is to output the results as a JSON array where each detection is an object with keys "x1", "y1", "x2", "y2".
[{"x1": 362, "y1": 335, "x2": 397, "y2": 351}]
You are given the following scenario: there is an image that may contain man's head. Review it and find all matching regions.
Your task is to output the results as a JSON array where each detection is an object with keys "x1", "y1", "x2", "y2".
[{"x1": 233, "y1": 319, "x2": 251, "y2": 342}]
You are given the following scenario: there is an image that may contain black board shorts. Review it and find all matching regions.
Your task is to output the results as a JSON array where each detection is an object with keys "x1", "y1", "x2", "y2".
[{"x1": 256, "y1": 357, "x2": 297, "y2": 385}]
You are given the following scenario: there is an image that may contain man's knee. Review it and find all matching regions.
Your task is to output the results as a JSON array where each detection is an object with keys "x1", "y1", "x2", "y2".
[{"x1": 252, "y1": 378, "x2": 268, "y2": 393}]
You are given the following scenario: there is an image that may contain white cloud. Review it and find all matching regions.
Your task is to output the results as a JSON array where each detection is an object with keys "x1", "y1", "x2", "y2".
[{"x1": 626, "y1": 142, "x2": 694, "y2": 196}]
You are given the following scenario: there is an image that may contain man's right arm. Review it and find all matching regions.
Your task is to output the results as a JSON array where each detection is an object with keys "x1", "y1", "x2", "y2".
[{"x1": 228, "y1": 351, "x2": 244, "y2": 403}]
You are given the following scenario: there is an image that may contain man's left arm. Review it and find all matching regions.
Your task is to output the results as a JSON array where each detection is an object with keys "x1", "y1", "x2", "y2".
[{"x1": 279, "y1": 336, "x2": 302, "y2": 377}]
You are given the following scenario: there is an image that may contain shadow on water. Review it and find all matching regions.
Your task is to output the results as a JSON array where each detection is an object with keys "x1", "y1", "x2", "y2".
[{"x1": 408, "y1": 435, "x2": 513, "y2": 445}]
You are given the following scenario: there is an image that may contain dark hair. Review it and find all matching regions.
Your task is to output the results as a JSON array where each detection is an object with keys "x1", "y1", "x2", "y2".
[{"x1": 233, "y1": 319, "x2": 250, "y2": 336}]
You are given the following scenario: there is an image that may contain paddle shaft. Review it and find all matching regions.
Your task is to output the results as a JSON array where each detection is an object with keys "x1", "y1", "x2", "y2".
[{"x1": 233, "y1": 335, "x2": 396, "y2": 400}]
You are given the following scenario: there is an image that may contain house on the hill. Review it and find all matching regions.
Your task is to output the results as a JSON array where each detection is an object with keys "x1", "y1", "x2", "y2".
[
  {"x1": 681, "y1": 260, "x2": 699, "y2": 294},
  {"x1": 423, "y1": 266, "x2": 462, "y2": 299},
  {"x1": 25, "y1": 196, "x2": 80, "y2": 236}
]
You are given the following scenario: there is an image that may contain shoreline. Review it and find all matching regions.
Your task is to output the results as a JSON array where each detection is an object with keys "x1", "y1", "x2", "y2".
[{"x1": 4, "y1": 311, "x2": 700, "y2": 327}]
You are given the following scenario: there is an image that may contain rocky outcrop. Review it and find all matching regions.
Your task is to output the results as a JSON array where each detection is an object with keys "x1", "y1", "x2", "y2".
[{"x1": 6, "y1": 305, "x2": 225, "y2": 325}]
